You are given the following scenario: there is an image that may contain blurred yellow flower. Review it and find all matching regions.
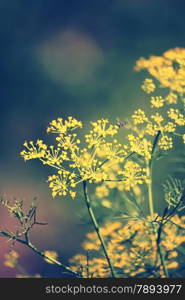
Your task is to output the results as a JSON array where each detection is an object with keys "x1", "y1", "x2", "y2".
[
  {"x1": 70, "y1": 215, "x2": 185, "y2": 277},
  {"x1": 4, "y1": 251, "x2": 19, "y2": 269},
  {"x1": 141, "y1": 78, "x2": 156, "y2": 94},
  {"x1": 44, "y1": 250, "x2": 58, "y2": 264}
]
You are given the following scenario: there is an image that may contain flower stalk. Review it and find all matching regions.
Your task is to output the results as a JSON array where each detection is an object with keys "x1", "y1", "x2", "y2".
[
  {"x1": 82, "y1": 180, "x2": 116, "y2": 278},
  {"x1": 145, "y1": 131, "x2": 169, "y2": 277},
  {"x1": 146, "y1": 160, "x2": 154, "y2": 217}
]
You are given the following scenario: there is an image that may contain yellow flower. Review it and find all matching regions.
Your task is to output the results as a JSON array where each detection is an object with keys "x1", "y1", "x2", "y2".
[
  {"x1": 20, "y1": 48, "x2": 185, "y2": 204},
  {"x1": 47, "y1": 116, "x2": 82, "y2": 134},
  {"x1": 163, "y1": 122, "x2": 176, "y2": 133},
  {"x1": 167, "y1": 261, "x2": 179, "y2": 269},
  {"x1": 20, "y1": 140, "x2": 47, "y2": 161},
  {"x1": 4, "y1": 251, "x2": 19, "y2": 268},
  {"x1": 164, "y1": 47, "x2": 185, "y2": 61},
  {"x1": 135, "y1": 48, "x2": 185, "y2": 93},
  {"x1": 82, "y1": 241, "x2": 100, "y2": 251},
  {"x1": 95, "y1": 185, "x2": 109, "y2": 198},
  {"x1": 16, "y1": 273, "x2": 42, "y2": 278},
  {"x1": 158, "y1": 135, "x2": 173, "y2": 150},
  {"x1": 69, "y1": 191, "x2": 76, "y2": 199},
  {"x1": 182, "y1": 134, "x2": 185, "y2": 143},
  {"x1": 167, "y1": 108, "x2": 185, "y2": 126},
  {"x1": 168, "y1": 251, "x2": 178, "y2": 259},
  {"x1": 132, "y1": 109, "x2": 148, "y2": 125},
  {"x1": 48, "y1": 170, "x2": 78, "y2": 198},
  {"x1": 151, "y1": 96, "x2": 164, "y2": 108},
  {"x1": 70, "y1": 215, "x2": 185, "y2": 277},
  {"x1": 145, "y1": 123, "x2": 158, "y2": 136},
  {"x1": 118, "y1": 160, "x2": 148, "y2": 190},
  {"x1": 127, "y1": 135, "x2": 152, "y2": 159},
  {"x1": 86, "y1": 119, "x2": 118, "y2": 143},
  {"x1": 151, "y1": 112, "x2": 163, "y2": 124},
  {"x1": 102, "y1": 199, "x2": 112, "y2": 208},
  {"x1": 141, "y1": 78, "x2": 156, "y2": 94},
  {"x1": 165, "y1": 93, "x2": 178, "y2": 104},
  {"x1": 44, "y1": 250, "x2": 58, "y2": 264}
]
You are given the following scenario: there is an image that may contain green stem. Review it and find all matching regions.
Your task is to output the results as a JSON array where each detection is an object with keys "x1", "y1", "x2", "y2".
[
  {"x1": 155, "y1": 220, "x2": 169, "y2": 278},
  {"x1": 146, "y1": 130, "x2": 161, "y2": 216},
  {"x1": 157, "y1": 244, "x2": 169, "y2": 278},
  {"x1": 83, "y1": 180, "x2": 116, "y2": 278},
  {"x1": 145, "y1": 131, "x2": 169, "y2": 277},
  {"x1": 145, "y1": 157, "x2": 168, "y2": 277},
  {"x1": 146, "y1": 162, "x2": 168, "y2": 277},
  {"x1": 146, "y1": 159, "x2": 154, "y2": 217}
]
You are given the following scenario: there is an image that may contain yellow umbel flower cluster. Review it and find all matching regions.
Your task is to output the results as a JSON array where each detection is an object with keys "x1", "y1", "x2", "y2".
[
  {"x1": 85, "y1": 119, "x2": 118, "y2": 148},
  {"x1": 47, "y1": 116, "x2": 82, "y2": 135},
  {"x1": 141, "y1": 78, "x2": 156, "y2": 94},
  {"x1": 18, "y1": 47, "x2": 185, "y2": 279},
  {"x1": 20, "y1": 117, "x2": 129, "y2": 198},
  {"x1": 165, "y1": 93, "x2": 178, "y2": 105},
  {"x1": 118, "y1": 160, "x2": 149, "y2": 191},
  {"x1": 133, "y1": 47, "x2": 185, "y2": 146},
  {"x1": 135, "y1": 48, "x2": 185, "y2": 93},
  {"x1": 132, "y1": 109, "x2": 148, "y2": 125},
  {"x1": 150, "y1": 96, "x2": 164, "y2": 108},
  {"x1": 20, "y1": 47, "x2": 185, "y2": 200},
  {"x1": 167, "y1": 108, "x2": 185, "y2": 126},
  {"x1": 70, "y1": 216, "x2": 185, "y2": 278}
]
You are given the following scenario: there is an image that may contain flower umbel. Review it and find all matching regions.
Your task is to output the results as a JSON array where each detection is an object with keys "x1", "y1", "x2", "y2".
[{"x1": 16, "y1": 47, "x2": 185, "y2": 279}]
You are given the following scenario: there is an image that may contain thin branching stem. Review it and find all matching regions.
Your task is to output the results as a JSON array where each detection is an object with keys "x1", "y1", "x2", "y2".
[
  {"x1": 0, "y1": 198, "x2": 80, "y2": 277},
  {"x1": 0, "y1": 231, "x2": 80, "y2": 278},
  {"x1": 82, "y1": 180, "x2": 116, "y2": 278}
]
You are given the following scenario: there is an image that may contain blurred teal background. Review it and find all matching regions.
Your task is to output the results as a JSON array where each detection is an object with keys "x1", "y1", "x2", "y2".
[{"x1": 0, "y1": 0, "x2": 185, "y2": 277}]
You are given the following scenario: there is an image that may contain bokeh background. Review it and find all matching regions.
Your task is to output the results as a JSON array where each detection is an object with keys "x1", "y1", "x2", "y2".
[{"x1": 0, "y1": 0, "x2": 185, "y2": 277}]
